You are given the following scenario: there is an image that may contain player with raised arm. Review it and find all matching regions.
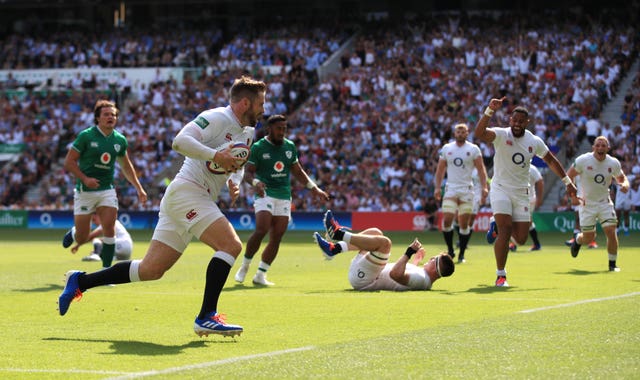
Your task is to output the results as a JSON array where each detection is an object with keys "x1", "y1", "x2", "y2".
[{"x1": 476, "y1": 97, "x2": 577, "y2": 287}]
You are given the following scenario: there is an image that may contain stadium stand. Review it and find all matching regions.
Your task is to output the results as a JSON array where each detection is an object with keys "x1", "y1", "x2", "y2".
[{"x1": 0, "y1": 4, "x2": 638, "y2": 213}]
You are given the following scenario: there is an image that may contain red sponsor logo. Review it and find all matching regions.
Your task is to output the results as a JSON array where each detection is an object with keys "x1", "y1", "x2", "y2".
[{"x1": 186, "y1": 209, "x2": 197, "y2": 220}]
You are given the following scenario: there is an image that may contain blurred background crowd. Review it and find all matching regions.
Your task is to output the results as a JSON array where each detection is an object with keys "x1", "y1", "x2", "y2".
[{"x1": 1, "y1": 1, "x2": 639, "y2": 219}]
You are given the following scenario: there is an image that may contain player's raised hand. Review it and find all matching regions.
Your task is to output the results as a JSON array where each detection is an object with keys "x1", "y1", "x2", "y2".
[{"x1": 488, "y1": 96, "x2": 507, "y2": 111}]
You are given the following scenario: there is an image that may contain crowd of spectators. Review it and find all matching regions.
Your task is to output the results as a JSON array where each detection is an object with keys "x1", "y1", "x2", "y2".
[
  {"x1": 1, "y1": 9, "x2": 639, "y2": 215},
  {"x1": 289, "y1": 10, "x2": 639, "y2": 212},
  {"x1": 0, "y1": 22, "x2": 350, "y2": 210}
]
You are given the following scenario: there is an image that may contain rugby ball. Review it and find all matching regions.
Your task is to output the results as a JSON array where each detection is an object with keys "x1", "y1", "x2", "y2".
[{"x1": 206, "y1": 142, "x2": 250, "y2": 174}]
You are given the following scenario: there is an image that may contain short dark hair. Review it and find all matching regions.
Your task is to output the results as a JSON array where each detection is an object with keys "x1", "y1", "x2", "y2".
[
  {"x1": 512, "y1": 106, "x2": 529, "y2": 117},
  {"x1": 436, "y1": 254, "x2": 455, "y2": 277},
  {"x1": 229, "y1": 76, "x2": 266, "y2": 103},
  {"x1": 267, "y1": 114, "x2": 287, "y2": 126},
  {"x1": 93, "y1": 100, "x2": 118, "y2": 124}
]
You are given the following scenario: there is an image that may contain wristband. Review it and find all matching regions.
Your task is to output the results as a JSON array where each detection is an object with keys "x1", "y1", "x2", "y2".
[
  {"x1": 404, "y1": 246, "x2": 417, "y2": 258},
  {"x1": 484, "y1": 107, "x2": 495, "y2": 117},
  {"x1": 252, "y1": 178, "x2": 261, "y2": 187},
  {"x1": 561, "y1": 176, "x2": 572, "y2": 186},
  {"x1": 306, "y1": 180, "x2": 317, "y2": 189}
]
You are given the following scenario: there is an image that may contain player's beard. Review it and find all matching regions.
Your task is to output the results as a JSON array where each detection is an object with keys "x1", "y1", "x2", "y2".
[
  {"x1": 243, "y1": 103, "x2": 262, "y2": 127},
  {"x1": 511, "y1": 126, "x2": 525, "y2": 138},
  {"x1": 245, "y1": 112, "x2": 258, "y2": 127},
  {"x1": 271, "y1": 136, "x2": 284, "y2": 145}
]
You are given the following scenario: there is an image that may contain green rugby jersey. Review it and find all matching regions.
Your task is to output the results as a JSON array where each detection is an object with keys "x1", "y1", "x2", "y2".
[
  {"x1": 71, "y1": 126, "x2": 128, "y2": 192},
  {"x1": 249, "y1": 137, "x2": 298, "y2": 200}
]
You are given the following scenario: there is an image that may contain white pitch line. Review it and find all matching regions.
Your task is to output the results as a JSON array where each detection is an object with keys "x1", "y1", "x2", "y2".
[
  {"x1": 106, "y1": 345, "x2": 316, "y2": 380},
  {"x1": 518, "y1": 291, "x2": 640, "y2": 314}
]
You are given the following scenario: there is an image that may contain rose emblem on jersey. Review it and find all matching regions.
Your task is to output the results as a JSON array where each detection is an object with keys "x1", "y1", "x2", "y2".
[
  {"x1": 186, "y1": 209, "x2": 198, "y2": 220},
  {"x1": 100, "y1": 152, "x2": 111, "y2": 164},
  {"x1": 273, "y1": 161, "x2": 285, "y2": 172}
]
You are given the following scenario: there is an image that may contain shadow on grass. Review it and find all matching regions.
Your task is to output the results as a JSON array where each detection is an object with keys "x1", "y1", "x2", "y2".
[
  {"x1": 464, "y1": 285, "x2": 517, "y2": 294},
  {"x1": 13, "y1": 283, "x2": 62, "y2": 292},
  {"x1": 557, "y1": 269, "x2": 604, "y2": 276},
  {"x1": 225, "y1": 283, "x2": 280, "y2": 291},
  {"x1": 43, "y1": 337, "x2": 235, "y2": 355}
]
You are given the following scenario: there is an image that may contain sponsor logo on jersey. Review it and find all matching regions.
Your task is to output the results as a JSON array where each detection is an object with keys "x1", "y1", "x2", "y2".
[
  {"x1": 194, "y1": 116, "x2": 209, "y2": 129},
  {"x1": 100, "y1": 152, "x2": 111, "y2": 164},
  {"x1": 274, "y1": 161, "x2": 285, "y2": 172},
  {"x1": 186, "y1": 209, "x2": 198, "y2": 220}
]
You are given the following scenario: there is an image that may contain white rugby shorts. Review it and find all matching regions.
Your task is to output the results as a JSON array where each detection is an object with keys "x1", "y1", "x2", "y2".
[
  {"x1": 152, "y1": 179, "x2": 225, "y2": 252},
  {"x1": 489, "y1": 183, "x2": 530, "y2": 222},
  {"x1": 73, "y1": 189, "x2": 118, "y2": 215},
  {"x1": 253, "y1": 196, "x2": 292, "y2": 217}
]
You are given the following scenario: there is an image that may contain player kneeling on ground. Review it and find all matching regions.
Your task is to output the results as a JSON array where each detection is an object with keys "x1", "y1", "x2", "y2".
[{"x1": 314, "y1": 210, "x2": 454, "y2": 291}]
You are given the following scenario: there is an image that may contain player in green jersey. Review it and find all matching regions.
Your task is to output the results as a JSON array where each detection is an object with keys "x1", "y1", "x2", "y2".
[
  {"x1": 235, "y1": 114, "x2": 331, "y2": 286},
  {"x1": 62, "y1": 100, "x2": 147, "y2": 269}
]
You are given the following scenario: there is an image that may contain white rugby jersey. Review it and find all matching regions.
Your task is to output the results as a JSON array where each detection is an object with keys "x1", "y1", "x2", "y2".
[
  {"x1": 175, "y1": 106, "x2": 254, "y2": 198},
  {"x1": 529, "y1": 165, "x2": 543, "y2": 202},
  {"x1": 360, "y1": 263, "x2": 432, "y2": 291},
  {"x1": 439, "y1": 141, "x2": 482, "y2": 188},
  {"x1": 571, "y1": 152, "x2": 622, "y2": 204},
  {"x1": 472, "y1": 168, "x2": 482, "y2": 197},
  {"x1": 114, "y1": 220, "x2": 130, "y2": 240},
  {"x1": 491, "y1": 127, "x2": 549, "y2": 190}
]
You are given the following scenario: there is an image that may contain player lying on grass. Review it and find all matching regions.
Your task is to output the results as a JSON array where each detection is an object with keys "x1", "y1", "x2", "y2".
[
  {"x1": 314, "y1": 210, "x2": 454, "y2": 291},
  {"x1": 70, "y1": 213, "x2": 133, "y2": 262}
]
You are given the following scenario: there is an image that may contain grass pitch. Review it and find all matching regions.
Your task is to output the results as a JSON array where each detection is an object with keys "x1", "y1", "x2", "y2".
[{"x1": 0, "y1": 229, "x2": 638, "y2": 379}]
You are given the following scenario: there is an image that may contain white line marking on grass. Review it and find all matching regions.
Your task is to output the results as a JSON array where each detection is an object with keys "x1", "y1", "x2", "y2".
[
  {"x1": 518, "y1": 292, "x2": 640, "y2": 314},
  {"x1": 106, "y1": 345, "x2": 316, "y2": 380}
]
